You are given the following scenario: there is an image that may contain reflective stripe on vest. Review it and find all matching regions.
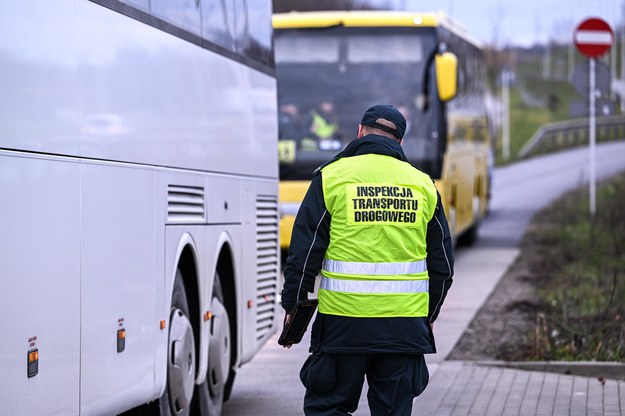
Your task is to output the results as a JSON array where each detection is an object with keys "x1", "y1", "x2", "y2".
[
  {"x1": 322, "y1": 259, "x2": 427, "y2": 276},
  {"x1": 320, "y1": 276, "x2": 428, "y2": 294}
]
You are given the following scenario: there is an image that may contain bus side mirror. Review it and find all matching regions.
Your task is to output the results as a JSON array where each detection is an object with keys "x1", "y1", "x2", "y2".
[{"x1": 435, "y1": 52, "x2": 458, "y2": 102}]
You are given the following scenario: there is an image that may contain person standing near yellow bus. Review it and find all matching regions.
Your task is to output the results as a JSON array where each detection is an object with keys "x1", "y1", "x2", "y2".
[
  {"x1": 281, "y1": 104, "x2": 454, "y2": 415},
  {"x1": 309, "y1": 99, "x2": 341, "y2": 150}
]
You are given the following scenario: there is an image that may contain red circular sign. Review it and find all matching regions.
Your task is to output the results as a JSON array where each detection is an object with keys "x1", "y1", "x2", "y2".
[{"x1": 574, "y1": 18, "x2": 613, "y2": 58}]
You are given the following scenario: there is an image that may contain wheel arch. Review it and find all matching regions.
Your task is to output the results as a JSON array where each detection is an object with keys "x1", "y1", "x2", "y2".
[
  {"x1": 214, "y1": 240, "x2": 238, "y2": 373},
  {"x1": 169, "y1": 231, "x2": 239, "y2": 400},
  {"x1": 175, "y1": 241, "x2": 202, "y2": 381}
]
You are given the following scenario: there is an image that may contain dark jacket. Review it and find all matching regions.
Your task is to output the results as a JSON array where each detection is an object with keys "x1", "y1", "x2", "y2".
[{"x1": 281, "y1": 134, "x2": 454, "y2": 354}]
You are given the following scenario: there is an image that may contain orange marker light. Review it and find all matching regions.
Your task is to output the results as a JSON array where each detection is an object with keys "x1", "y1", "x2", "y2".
[
  {"x1": 160, "y1": 320, "x2": 166, "y2": 330},
  {"x1": 204, "y1": 311, "x2": 213, "y2": 321},
  {"x1": 117, "y1": 329, "x2": 126, "y2": 353},
  {"x1": 27, "y1": 348, "x2": 39, "y2": 378},
  {"x1": 247, "y1": 300, "x2": 253, "y2": 309}
]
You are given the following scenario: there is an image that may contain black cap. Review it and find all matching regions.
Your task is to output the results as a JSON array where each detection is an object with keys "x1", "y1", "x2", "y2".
[{"x1": 360, "y1": 104, "x2": 406, "y2": 139}]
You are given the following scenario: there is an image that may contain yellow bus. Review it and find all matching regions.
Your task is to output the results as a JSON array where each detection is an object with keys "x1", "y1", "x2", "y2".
[{"x1": 274, "y1": 10, "x2": 491, "y2": 250}]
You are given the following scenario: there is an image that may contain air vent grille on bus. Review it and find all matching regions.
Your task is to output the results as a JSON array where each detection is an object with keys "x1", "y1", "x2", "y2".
[
  {"x1": 255, "y1": 194, "x2": 279, "y2": 341},
  {"x1": 167, "y1": 185, "x2": 205, "y2": 223}
]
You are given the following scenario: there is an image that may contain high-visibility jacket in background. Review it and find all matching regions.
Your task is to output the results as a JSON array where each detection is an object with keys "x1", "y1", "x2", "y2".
[
  {"x1": 319, "y1": 153, "x2": 438, "y2": 318},
  {"x1": 310, "y1": 110, "x2": 339, "y2": 139}
]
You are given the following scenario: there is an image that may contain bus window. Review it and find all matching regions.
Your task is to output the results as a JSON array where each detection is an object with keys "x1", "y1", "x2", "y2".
[
  {"x1": 151, "y1": 0, "x2": 202, "y2": 36},
  {"x1": 275, "y1": 26, "x2": 440, "y2": 181},
  {"x1": 235, "y1": 0, "x2": 274, "y2": 66},
  {"x1": 200, "y1": 0, "x2": 236, "y2": 52},
  {"x1": 120, "y1": 0, "x2": 149, "y2": 12}
]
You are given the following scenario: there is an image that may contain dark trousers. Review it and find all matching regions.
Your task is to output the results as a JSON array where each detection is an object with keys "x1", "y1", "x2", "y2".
[{"x1": 300, "y1": 353, "x2": 429, "y2": 416}]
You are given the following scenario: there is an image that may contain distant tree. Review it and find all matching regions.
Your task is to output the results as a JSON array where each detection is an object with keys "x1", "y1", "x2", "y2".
[{"x1": 272, "y1": 0, "x2": 390, "y2": 13}]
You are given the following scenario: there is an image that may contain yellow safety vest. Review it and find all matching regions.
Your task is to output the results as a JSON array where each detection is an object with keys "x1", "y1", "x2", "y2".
[
  {"x1": 311, "y1": 111, "x2": 338, "y2": 139},
  {"x1": 320, "y1": 153, "x2": 438, "y2": 318}
]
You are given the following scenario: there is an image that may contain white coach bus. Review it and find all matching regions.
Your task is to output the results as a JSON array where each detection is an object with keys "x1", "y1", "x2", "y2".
[{"x1": 0, "y1": 1, "x2": 279, "y2": 415}]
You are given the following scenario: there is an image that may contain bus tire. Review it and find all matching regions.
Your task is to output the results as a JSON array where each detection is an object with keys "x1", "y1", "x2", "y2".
[
  {"x1": 458, "y1": 196, "x2": 480, "y2": 246},
  {"x1": 196, "y1": 272, "x2": 231, "y2": 416},
  {"x1": 159, "y1": 269, "x2": 196, "y2": 416},
  {"x1": 448, "y1": 207, "x2": 457, "y2": 247},
  {"x1": 458, "y1": 218, "x2": 479, "y2": 246}
]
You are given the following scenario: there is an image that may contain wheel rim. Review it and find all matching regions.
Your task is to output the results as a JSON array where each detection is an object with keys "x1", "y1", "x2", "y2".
[
  {"x1": 168, "y1": 307, "x2": 196, "y2": 414},
  {"x1": 208, "y1": 295, "x2": 230, "y2": 398}
]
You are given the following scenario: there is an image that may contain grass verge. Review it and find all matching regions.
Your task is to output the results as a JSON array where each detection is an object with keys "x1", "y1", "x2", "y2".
[{"x1": 519, "y1": 171, "x2": 625, "y2": 361}]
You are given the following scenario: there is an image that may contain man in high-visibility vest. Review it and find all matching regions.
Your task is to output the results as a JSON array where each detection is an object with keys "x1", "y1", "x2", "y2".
[
  {"x1": 281, "y1": 104, "x2": 454, "y2": 416},
  {"x1": 309, "y1": 100, "x2": 339, "y2": 140}
]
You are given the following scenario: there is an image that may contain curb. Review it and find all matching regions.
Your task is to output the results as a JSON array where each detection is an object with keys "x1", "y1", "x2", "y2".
[{"x1": 476, "y1": 360, "x2": 625, "y2": 380}]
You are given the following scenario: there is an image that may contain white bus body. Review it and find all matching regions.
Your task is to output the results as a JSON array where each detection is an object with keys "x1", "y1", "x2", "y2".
[{"x1": 0, "y1": 1, "x2": 279, "y2": 414}]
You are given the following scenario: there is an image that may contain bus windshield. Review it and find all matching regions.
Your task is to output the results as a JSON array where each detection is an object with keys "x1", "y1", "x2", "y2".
[{"x1": 275, "y1": 26, "x2": 440, "y2": 180}]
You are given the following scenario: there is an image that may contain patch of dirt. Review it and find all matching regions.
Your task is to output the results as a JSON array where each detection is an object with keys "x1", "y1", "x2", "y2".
[{"x1": 448, "y1": 232, "x2": 545, "y2": 361}]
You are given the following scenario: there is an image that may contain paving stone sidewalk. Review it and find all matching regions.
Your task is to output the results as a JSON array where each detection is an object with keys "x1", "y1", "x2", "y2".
[
  {"x1": 413, "y1": 361, "x2": 624, "y2": 416},
  {"x1": 404, "y1": 233, "x2": 625, "y2": 416}
]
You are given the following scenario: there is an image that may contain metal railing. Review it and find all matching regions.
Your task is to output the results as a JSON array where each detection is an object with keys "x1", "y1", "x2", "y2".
[{"x1": 517, "y1": 116, "x2": 625, "y2": 158}]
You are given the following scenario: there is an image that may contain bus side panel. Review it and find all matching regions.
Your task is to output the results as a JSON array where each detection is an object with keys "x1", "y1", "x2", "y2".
[
  {"x1": 80, "y1": 162, "x2": 160, "y2": 415},
  {"x1": 454, "y1": 142, "x2": 477, "y2": 234},
  {"x1": 439, "y1": 141, "x2": 476, "y2": 238},
  {"x1": 0, "y1": 153, "x2": 81, "y2": 415},
  {"x1": 0, "y1": 1, "x2": 81, "y2": 158},
  {"x1": 239, "y1": 178, "x2": 281, "y2": 364},
  {"x1": 159, "y1": 169, "x2": 218, "y2": 389}
]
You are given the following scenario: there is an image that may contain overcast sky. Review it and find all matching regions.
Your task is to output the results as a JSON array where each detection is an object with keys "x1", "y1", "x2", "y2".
[{"x1": 385, "y1": 0, "x2": 622, "y2": 47}]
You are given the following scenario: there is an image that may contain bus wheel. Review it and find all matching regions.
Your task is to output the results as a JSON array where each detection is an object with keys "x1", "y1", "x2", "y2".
[
  {"x1": 459, "y1": 196, "x2": 480, "y2": 246},
  {"x1": 448, "y1": 207, "x2": 457, "y2": 247},
  {"x1": 197, "y1": 273, "x2": 231, "y2": 416},
  {"x1": 161, "y1": 270, "x2": 196, "y2": 416}
]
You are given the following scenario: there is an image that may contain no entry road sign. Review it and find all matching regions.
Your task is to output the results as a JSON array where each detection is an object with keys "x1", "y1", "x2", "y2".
[
  {"x1": 572, "y1": 18, "x2": 613, "y2": 218},
  {"x1": 574, "y1": 18, "x2": 613, "y2": 58}
]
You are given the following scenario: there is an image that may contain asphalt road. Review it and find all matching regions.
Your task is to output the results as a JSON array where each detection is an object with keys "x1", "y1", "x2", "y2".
[{"x1": 222, "y1": 140, "x2": 625, "y2": 416}]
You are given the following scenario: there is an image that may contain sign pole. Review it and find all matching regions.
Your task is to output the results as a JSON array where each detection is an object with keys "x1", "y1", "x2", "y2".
[
  {"x1": 502, "y1": 69, "x2": 510, "y2": 160},
  {"x1": 574, "y1": 17, "x2": 613, "y2": 219},
  {"x1": 589, "y1": 57, "x2": 596, "y2": 218}
]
